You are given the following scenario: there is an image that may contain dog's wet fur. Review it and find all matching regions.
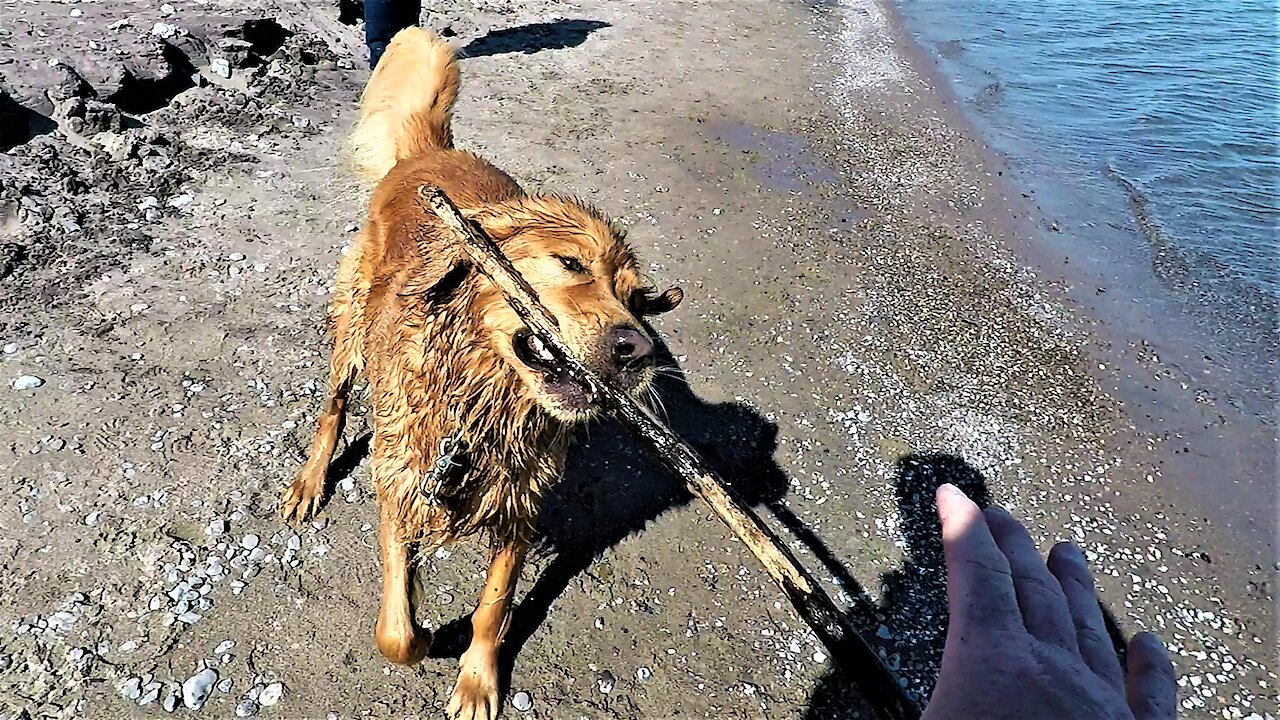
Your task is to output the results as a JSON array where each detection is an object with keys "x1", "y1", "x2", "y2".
[{"x1": 280, "y1": 28, "x2": 681, "y2": 720}]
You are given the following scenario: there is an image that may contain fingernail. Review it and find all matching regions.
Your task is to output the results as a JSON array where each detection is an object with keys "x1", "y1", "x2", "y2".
[
  {"x1": 937, "y1": 483, "x2": 965, "y2": 499},
  {"x1": 1054, "y1": 542, "x2": 1085, "y2": 563}
]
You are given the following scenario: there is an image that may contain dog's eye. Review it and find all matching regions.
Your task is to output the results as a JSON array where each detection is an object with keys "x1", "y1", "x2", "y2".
[{"x1": 556, "y1": 255, "x2": 588, "y2": 274}]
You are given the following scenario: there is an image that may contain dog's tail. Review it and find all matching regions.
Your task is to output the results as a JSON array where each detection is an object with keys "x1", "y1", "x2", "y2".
[{"x1": 350, "y1": 28, "x2": 460, "y2": 182}]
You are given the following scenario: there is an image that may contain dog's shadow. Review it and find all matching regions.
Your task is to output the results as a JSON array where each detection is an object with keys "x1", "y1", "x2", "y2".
[
  {"x1": 321, "y1": 341, "x2": 998, "y2": 713},
  {"x1": 418, "y1": 335, "x2": 791, "y2": 673}
]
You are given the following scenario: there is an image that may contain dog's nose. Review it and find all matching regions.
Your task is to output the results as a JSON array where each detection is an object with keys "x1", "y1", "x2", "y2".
[{"x1": 610, "y1": 326, "x2": 654, "y2": 371}]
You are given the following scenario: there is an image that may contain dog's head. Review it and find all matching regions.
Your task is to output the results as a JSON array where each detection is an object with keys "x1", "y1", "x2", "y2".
[{"x1": 405, "y1": 196, "x2": 681, "y2": 422}]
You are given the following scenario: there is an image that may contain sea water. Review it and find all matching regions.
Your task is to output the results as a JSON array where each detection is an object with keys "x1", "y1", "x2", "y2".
[{"x1": 895, "y1": 0, "x2": 1278, "y2": 296}]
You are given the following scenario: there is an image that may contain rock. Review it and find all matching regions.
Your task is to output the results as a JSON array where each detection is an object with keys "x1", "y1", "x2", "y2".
[
  {"x1": 635, "y1": 666, "x2": 652, "y2": 682},
  {"x1": 235, "y1": 698, "x2": 259, "y2": 717},
  {"x1": 258, "y1": 682, "x2": 284, "y2": 707},
  {"x1": 139, "y1": 683, "x2": 162, "y2": 706},
  {"x1": 241, "y1": 533, "x2": 259, "y2": 550},
  {"x1": 46, "y1": 62, "x2": 93, "y2": 105},
  {"x1": 162, "y1": 686, "x2": 180, "y2": 712},
  {"x1": 12, "y1": 374, "x2": 44, "y2": 390},
  {"x1": 182, "y1": 668, "x2": 217, "y2": 709},
  {"x1": 511, "y1": 691, "x2": 532, "y2": 712},
  {"x1": 2, "y1": 343, "x2": 16, "y2": 353},
  {"x1": 214, "y1": 639, "x2": 236, "y2": 655},
  {"x1": 208, "y1": 519, "x2": 227, "y2": 536},
  {"x1": 216, "y1": 678, "x2": 233, "y2": 693},
  {"x1": 210, "y1": 58, "x2": 231, "y2": 79},
  {"x1": 151, "y1": 22, "x2": 178, "y2": 40},
  {"x1": 122, "y1": 677, "x2": 142, "y2": 700},
  {"x1": 597, "y1": 671, "x2": 615, "y2": 694}
]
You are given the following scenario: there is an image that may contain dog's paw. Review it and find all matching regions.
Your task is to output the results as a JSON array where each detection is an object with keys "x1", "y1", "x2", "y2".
[
  {"x1": 447, "y1": 657, "x2": 501, "y2": 720},
  {"x1": 279, "y1": 471, "x2": 323, "y2": 523},
  {"x1": 375, "y1": 622, "x2": 432, "y2": 665}
]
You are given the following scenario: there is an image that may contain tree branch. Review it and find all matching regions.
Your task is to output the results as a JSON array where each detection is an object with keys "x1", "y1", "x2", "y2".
[{"x1": 418, "y1": 184, "x2": 921, "y2": 720}]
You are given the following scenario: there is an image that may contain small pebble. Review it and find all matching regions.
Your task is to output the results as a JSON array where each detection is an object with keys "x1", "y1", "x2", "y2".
[
  {"x1": 139, "y1": 684, "x2": 162, "y2": 706},
  {"x1": 11, "y1": 374, "x2": 44, "y2": 390},
  {"x1": 235, "y1": 698, "x2": 259, "y2": 718},
  {"x1": 241, "y1": 534, "x2": 260, "y2": 550},
  {"x1": 183, "y1": 668, "x2": 217, "y2": 709},
  {"x1": 511, "y1": 691, "x2": 532, "y2": 712},
  {"x1": 597, "y1": 671, "x2": 615, "y2": 694},
  {"x1": 162, "y1": 686, "x2": 180, "y2": 712},
  {"x1": 259, "y1": 682, "x2": 284, "y2": 707}
]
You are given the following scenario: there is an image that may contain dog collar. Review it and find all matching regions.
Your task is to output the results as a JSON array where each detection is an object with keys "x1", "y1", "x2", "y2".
[{"x1": 418, "y1": 434, "x2": 468, "y2": 506}]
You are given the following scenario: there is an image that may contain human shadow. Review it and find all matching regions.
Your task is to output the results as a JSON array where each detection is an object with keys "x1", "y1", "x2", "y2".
[
  {"x1": 803, "y1": 453, "x2": 992, "y2": 719},
  {"x1": 460, "y1": 19, "x2": 611, "y2": 58},
  {"x1": 424, "y1": 335, "x2": 793, "y2": 678}
]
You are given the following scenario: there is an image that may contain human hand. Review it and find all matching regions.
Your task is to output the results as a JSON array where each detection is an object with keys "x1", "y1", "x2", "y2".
[{"x1": 921, "y1": 483, "x2": 1177, "y2": 720}]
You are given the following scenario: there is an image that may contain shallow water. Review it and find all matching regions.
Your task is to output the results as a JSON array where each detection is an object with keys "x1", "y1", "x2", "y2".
[{"x1": 895, "y1": 0, "x2": 1278, "y2": 296}]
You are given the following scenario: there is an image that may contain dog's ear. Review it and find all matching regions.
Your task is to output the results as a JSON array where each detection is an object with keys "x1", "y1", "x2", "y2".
[
  {"x1": 631, "y1": 286, "x2": 684, "y2": 316},
  {"x1": 400, "y1": 253, "x2": 468, "y2": 298},
  {"x1": 399, "y1": 210, "x2": 523, "y2": 298}
]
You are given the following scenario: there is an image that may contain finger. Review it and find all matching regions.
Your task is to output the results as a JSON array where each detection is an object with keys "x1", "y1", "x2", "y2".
[
  {"x1": 935, "y1": 483, "x2": 1021, "y2": 632},
  {"x1": 1047, "y1": 542, "x2": 1124, "y2": 690},
  {"x1": 984, "y1": 507, "x2": 1076, "y2": 649},
  {"x1": 1126, "y1": 632, "x2": 1177, "y2": 720}
]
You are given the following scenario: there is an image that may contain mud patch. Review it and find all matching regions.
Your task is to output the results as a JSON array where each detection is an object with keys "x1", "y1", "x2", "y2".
[{"x1": 712, "y1": 120, "x2": 843, "y2": 195}]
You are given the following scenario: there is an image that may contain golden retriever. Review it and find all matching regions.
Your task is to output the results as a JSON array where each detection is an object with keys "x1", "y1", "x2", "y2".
[{"x1": 280, "y1": 27, "x2": 681, "y2": 720}]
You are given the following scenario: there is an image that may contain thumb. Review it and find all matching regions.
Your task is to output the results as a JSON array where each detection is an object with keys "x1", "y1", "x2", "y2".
[{"x1": 1125, "y1": 632, "x2": 1176, "y2": 720}]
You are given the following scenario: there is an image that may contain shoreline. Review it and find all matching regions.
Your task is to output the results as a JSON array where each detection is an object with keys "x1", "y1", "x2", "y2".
[
  {"x1": 879, "y1": 0, "x2": 1277, "y2": 563},
  {"x1": 0, "y1": 0, "x2": 1274, "y2": 718},
  {"x1": 801, "y1": 0, "x2": 1275, "y2": 712}
]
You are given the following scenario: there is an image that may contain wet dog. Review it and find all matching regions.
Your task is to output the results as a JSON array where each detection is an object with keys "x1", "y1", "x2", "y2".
[{"x1": 281, "y1": 28, "x2": 681, "y2": 719}]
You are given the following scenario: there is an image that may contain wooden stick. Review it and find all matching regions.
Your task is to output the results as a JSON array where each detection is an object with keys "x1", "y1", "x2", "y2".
[{"x1": 418, "y1": 185, "x2": 922, "y2": 720}]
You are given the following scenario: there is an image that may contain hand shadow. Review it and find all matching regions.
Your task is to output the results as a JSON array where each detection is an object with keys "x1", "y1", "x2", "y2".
[
  {"x1": 803, "y1": 453, "x2": 991, "y2": 719},
  {"x1": 424, "y1": 333, "x2": 793, "y2": 682}
]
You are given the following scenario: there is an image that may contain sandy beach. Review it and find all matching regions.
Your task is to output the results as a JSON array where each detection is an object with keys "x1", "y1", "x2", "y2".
[{"x1": 1, "y1": 0, "x2": 1274, "y2": 718}]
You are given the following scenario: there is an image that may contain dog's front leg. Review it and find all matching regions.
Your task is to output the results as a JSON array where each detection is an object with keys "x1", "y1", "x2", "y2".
[
  {"x1": 447, "y1": 539, "x2": 526, "y2": 720},
  {"x1": 374, "y1": 502, "x2": 432, "y2": 664}
]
